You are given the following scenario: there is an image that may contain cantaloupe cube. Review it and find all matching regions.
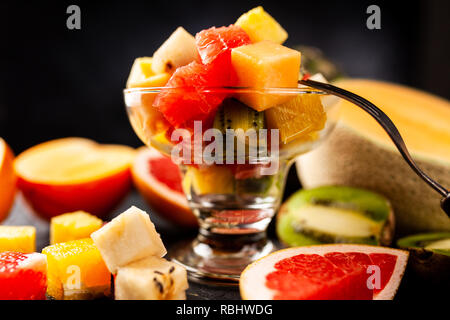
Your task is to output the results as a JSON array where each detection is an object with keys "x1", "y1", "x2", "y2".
[
  {"x1": 235, "y1": 6, "x2": 288, "y2": 44},
  {"x1": 231, "y1": 41, "x2": 301, "y2": 111},
  {"x1": 0, "y1": 226, "x2": 35, "y2": 253},
  {"x1": 115, "y1": 256, "x2": 188, "y2": 300},
  {"x1": 42, "y1": 238, "x2": 111, "y2": 300},
  {"x1": 265, "y1": 94, "x2": 327, "y2": 144},
  {"x1": 152, "y1": 27, "x2": 198, "y2": 74},
  {"x1": 126, "y1": 57, "x2": 171, "y2": 88},
  {"x1": 91, "y1": 206, "x2": 166, "y2": 274},
  {"x1": 50, "y1": 211, "x2": 103, "y2": 245}
]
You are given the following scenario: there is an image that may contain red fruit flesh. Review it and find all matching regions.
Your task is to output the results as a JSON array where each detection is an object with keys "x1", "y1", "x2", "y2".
[
  {"x1": 266, "y1": 252, "x2": 397, "y2": 300},
  {"x1": 148, "y1": 157, "x2": 184, "y2": 194},
  {"x1": 196, "y1": 25, "x2": 251, "y2": 65},
  {"x1": 154, "y1": 25, "x2": 251, "y2": 129},
  {"x1": 0, "y1": 252, "x2": 47, "y2": 300}
]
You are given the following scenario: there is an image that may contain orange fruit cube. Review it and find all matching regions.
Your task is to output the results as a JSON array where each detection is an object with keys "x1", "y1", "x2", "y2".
[
  {"x1": 50, "y1": 211, "x2": 103, "y2": 245},
  {"x1": 0, "y1": 226, "x2": 36, "y2": 253}
]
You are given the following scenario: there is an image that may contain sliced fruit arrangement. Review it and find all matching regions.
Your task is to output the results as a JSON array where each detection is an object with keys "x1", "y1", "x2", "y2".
[
  {"x1": 276, "y1": 186, "x2": 394, "y2": 247},
  {"x1": 91, "y1": 206, "x2": 188, "y2": 300},
  {"x1": 14, "y1": 138, "x2": 135, "y2": 220},
  {"x1": 132, "y1": 147, "x2": 196, "y2": 227},
  {"x1": 296, "y1": 79, "x2": 450, "y2": 233},
  {"x1": 0, "y1": 252, "x2": 47, "y2": 300},
  {"x1": 50, "y1": 211, "x2": 103, "y2": 245},
  {"x1": 127, "y1": 6, "x2": 327, "y2": 151},
  {"x1": 42, "y1": 238, "x2": 111, "y2": 300},
  {"x1": 0, "y1": 225, "x2": 36, "y2": 253},
  {"x1": 240, "y1": 244, "x2": 408, "y2": 300},
  {"x1": 0, "y1": 138, "x2": 17, "y2": 223},
  {"x1": 397, "y1": 232, "x2": 450, "y2": 284}
]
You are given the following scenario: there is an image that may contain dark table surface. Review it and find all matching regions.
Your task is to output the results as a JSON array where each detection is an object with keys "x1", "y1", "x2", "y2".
[{"x1": 3, "y1": 172, "x2": 445, "y2": 301}]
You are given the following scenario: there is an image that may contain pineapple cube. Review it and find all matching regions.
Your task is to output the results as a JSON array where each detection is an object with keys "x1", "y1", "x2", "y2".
[
  {"x1": 231, "y1": 41, "x2": 301, "y2": 111},
  {"x1": 236, "y1": 6, "x2": 288, "y2": 44},
  {"x1": 50, "y1": 211, "x2": 103, "y2": 245},
  {"x1": 42, "y1": 238, "x2": 111, "y2": 300},
  {"x1": 126, "y1": 57, "x2": 171, "y2": 88},
  {"x1": 91, "y1": 206, "x2": 166, "y2": 274},
  {"x1": 0, "y1": 226, "x2": 35, "y2": 253},
  {"x1": 265, "y1": 94, "x2": 327, "y2": 144},
  {"x1": 152, "y1": 27, "x2": 198, "y2": 74},
  {"x1": 115, "y1": 256, "x2": 188, "y2": 300}
]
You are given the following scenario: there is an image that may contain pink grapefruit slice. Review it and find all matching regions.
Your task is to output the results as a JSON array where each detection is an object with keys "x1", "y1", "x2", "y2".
[
  {"x1": 131, "y1": 147, "x2": 197, "y2": 228},
  {"x1": 240, "y1": 244, "x2": 408, "y2": 300}
]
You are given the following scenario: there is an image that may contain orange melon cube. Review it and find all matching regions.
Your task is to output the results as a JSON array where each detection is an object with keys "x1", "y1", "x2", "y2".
[
  {"x1": 0, "y1": 226, "x2": 35, "y2": 253},
  {"x1": 50, "y1": 211, "x2": 103, "y2": 245},
  {"x1": 126, "y1": 57, "x2": 171, "y2": 88},
  {"x1": 42, "y1": 238, "x2": 111, "y2": 300},
  {"x1": 231, "y1": 41, "x2": 301, "y2": 111},
  {"x1": 235, "y1": 6, "x2": 288, "y2": 44}
]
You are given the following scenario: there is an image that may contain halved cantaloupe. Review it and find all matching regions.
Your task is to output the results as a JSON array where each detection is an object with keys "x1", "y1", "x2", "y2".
[
  {"x1": 296, "y1": 79, "x2": 450, "y2": 233},
  {"x1": 14, "y1": 138, "x2": 135, "y2": 220}
]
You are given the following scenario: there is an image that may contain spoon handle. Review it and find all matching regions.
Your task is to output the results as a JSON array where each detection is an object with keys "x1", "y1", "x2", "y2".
[{"x1": 299, "y1": 79, "x2": 450, "y2": 217}]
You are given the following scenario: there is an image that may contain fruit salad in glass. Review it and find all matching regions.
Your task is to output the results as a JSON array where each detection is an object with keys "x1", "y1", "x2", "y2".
[{"x1": 124, "y1": 6, "x2": 341, "y2": 282}]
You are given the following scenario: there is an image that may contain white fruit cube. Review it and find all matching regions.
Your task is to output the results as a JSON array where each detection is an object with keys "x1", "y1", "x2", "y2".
[
  {"x1": 152, "y1": 27, "x2": 198, "y2": 74},
  {"x1": 91, "y1": 206, "x2": 166, "y2": 274},
  {"x1": 115, "y1": 256, "x2": 188, "y2": 300}
]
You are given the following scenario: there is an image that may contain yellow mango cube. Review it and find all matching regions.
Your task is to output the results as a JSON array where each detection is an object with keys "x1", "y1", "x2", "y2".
[
  {"x1": 42, "y1": 238, "x2": 111, "y2": 300},
  {"x1": 0, "y1": 226, "x2": 35, "y2": 253},
  {"x1": 126, "y1": 57, "x2": 171, "y2": 88},
  {"x1": 231, "y1": 41, "x2": 301, "y2": 111},
  {"x1": 50, "y1": 211, "x2": 103, "y2": 245},
  {"x1": 236, "y1": 6, "x2": 288, "y2": 44},
  {"x1": 265, "y1": 94, "x2": 327, "y2": 144}
]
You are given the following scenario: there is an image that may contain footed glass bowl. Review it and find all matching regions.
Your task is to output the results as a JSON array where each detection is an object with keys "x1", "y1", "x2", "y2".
[{"x1": 124, "y1": 86, "x2": 341, "y2": 283}]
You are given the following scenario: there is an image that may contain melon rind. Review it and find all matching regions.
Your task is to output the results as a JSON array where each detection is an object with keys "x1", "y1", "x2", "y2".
[
  {"x1": 240, "y1": 244, "x2": 408, "y2": 300},
  {"x1": 296, "y1": 123, "x2": 450, "y2": 233}
]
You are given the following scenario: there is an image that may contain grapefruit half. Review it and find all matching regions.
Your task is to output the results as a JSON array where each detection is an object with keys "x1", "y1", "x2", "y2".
[
  {"x1": 240, "y1": 244, "x2": 408, "y2": 300},
  {"x1": 131, "y1": 147, "x2": 197, "y2": 228},
  {"x1": 0, "y1": 138, "x2": 17, "y2": 222}
]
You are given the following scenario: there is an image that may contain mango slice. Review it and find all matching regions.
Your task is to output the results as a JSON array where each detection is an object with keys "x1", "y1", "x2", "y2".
[
  {"x1": 265, "y1": 94, "x2": 327, "y2": 144},
  {"x1": 236, "y1": 6, "x2": 288, "y2": 44},
  {"x1": 231, "y1": 41, "x2": 301, "y2": 111}
]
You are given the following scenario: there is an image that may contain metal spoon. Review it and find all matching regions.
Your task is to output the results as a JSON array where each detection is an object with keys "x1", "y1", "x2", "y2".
[{"x1": 299, "y1": 79, "x2": 450, "y2": 217}]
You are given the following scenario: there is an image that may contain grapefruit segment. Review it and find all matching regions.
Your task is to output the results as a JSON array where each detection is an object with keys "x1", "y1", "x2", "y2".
[
  {"x1": 0, "y1": 252, "x2": 47, "y2": 300},
  {"x1": 14, "y1": 138, "x2": 135, "y2": 219},
  {"x1": 240, "y1": 244, "x2": 408, "y2": 300},
  {"x1": 131, "y1": 147, "x2": 197, "y2": 227}
]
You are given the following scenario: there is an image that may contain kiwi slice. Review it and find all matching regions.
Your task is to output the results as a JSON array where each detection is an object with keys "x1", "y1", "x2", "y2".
[
  {"x1": 397, "y1": 233, "x2": 450, "y2": 284},
  {"x1": 276, "y1": 186, "x2": 394, "y2": 247}
]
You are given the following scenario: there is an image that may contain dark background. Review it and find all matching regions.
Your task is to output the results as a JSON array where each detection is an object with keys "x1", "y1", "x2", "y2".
[{"x1": 1, "y1": 0, "x2": 449, "y2": 155}]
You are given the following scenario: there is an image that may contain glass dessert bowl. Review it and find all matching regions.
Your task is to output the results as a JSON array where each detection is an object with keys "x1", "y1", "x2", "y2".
[{"x1": 124, "y1": 85, "x2": 341, "y2": 283}]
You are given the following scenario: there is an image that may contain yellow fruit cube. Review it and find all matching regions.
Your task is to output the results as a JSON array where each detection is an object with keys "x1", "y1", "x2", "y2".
[
  {"x1": 91, "y1": 206, "x2": 167, "y2": 274},
  {"x1": 231, "y1": 41, "x2": 301, "y2": 111},
  {"x1": 50, "y1": 211, "x2": 103, "y2": 245},
  {"x1": 42, "y1": 238, "x2": 111, "y2": 300},
  {"x1": 0, "y1": 226, "x2": 35, "y2": 253},
  {"x1": 236, "y1": 6, "x2": 288, "y2": 44},
  {"x1": 126, "y1": 57, "x2": 171, "y2": 88},
  {"x1": 265, "y1": 94, "x2": 327, "y2": 144},
  {"x1": 183, "y1": 166, "x2": 234, "y2": 195}
]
